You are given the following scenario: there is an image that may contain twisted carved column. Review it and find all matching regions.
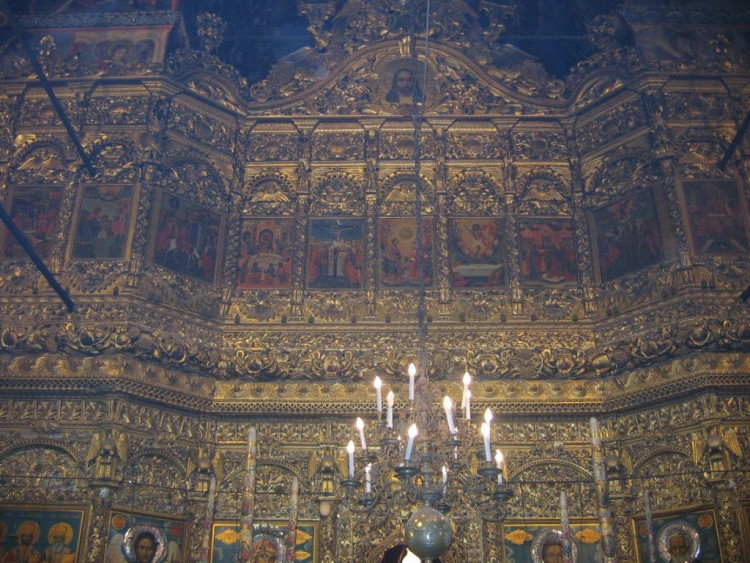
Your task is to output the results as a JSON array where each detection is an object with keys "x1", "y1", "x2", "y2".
[
  {"x1": 86, "y1": 485, "x2": 114, "y2": 563},
  {"x1": 710, "y1": 481, "x2": 745, "y2": 563}
]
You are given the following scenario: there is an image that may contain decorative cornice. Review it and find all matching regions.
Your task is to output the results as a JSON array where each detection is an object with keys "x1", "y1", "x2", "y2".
[{"x1": 0, "y1": 352, "x2": 748, "y2": 416}]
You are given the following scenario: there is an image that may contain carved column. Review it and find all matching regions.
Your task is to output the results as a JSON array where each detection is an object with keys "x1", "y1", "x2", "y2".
[
  {"x1": 709, "y1": 481, "x2": 745, "y2": 562},
  {"x1": 86, "y1": 485, "x2": 115, "y2": 563},
  {"x1": 291, "y1": 194, "x2": 308, "y2": 319},
  {"x1": 435, "y1": 193, "x2": 451, "y2": 318},
  {"x1": 186, "y1": 496, "x2": 208, "y2": 563},
  {"x1": 319, "y1": 504, "x2": 338, "y2": 562},
  {"x1": 364, "y1": 194, "x2": 378, "y2": 319},
  {"x1": 609, "y1": 493, "x2": 636, "y2": 563},
  {"x1": 503, "y1": 192, "x2": 522, "y2": 316},
  {"x1": 572, "y1": 194, "x2": 597, "y2": 316},
  {"x1": 482, "y1": 519, "x2": 501, "y2": 562}
]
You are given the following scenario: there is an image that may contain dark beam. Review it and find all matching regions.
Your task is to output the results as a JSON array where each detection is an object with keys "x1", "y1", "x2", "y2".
[{"x1": 719, "y1": 110, "x2": 750, "y2": 171}]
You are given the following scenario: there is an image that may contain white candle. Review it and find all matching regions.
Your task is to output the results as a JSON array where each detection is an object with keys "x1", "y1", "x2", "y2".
[
  {"x1": 386, "y1": 391, "x2": 394, "y2": 429},
  {"x1": 405, "y1": 424, "x2": 418, "y2": 461},
  {"x1": 481, "y1": 422, "x2": 492, "y2": 462},
  {"x1": 347, "y1": 440, "x2": 355, "y2": 478},
  {"x1": 461, "y1": 371, "x2": 471, "y2": 409},
  {"x1": 465, "y1": 389, "x2": 471, "y2": 421},
  {"x1": 374, "y1": 377, "x2": 382, "y2": 412},
  {"x1": 590, "y1": 417, "x2": 601, "y2": 447},
  {"x1": 442, "y1": 465, "x2": 448, "y2": 490},
  {"x1": 561, "y1": 489, "x2": 568, "y2": 512},
  {"x1": 495, "y1": 449, "x2": 504, "y2": 484},
  {"x1": 443, "y1": 396, "x2": 456, "y2": 434},
  {"x1": 408, "y1": 363, "x2": 416, "y2": 401},
  {"x1": 365, "y1": 464, "x2": 372, "y2": 493},
  {"x1": 356, "y1": 417, "x2": 367, "y2": 450}
]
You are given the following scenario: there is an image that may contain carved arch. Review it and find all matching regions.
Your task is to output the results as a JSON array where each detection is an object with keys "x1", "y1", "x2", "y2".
[
  {"x1": 310, "y1": 171, "x2": 365, "y2": 216},
  {"x1": 584, "y1": 148, "x2": 664, "y2": 205},
  {"x1": 447, "y1": 170, "x2": 504, "y2": 216},
  {"x1": 85, "y1": 136, "x2": 139, "y2": 184}
]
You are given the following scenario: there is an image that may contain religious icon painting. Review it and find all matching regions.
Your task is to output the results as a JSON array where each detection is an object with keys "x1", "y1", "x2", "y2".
[
  {"x1": 682, "y1": 179, "x2": 750, "y2": 255},
  {"x1": 378, "y1": 217, "x2": 434, "y2": 289},
  {"x1": 209, "y1": 520, "x2": 318, "y2": 563},
  {"x1": 306, "y1": 218, "x2": 364, "y2": 289},
  {"x1": 237, "y1": 218, "x2": 293, "y2": 289},
  {"x1": 0, "y1": 504, "x2": 87, "y2": 563},
  {"x1": 591, "y1": 189, "x2": 665, "y2": 283},
  {"x1": 517, "y1": 218, "x2": 578, "y2": 286},
  {"x1": 71, "y1": 185, "x2": 136, "y2": 260},
  {"x1": 105, "y1": 510, "x2": 187, "y2": 563},
  {"x1": 634, "y1": 509, "x2": 721, "y2": 563},
  {"x1": 0, "y1": 185, "x2": 64, "y2": 260},
  {"x1": 502, "y1": 521, "x2": 601, "y2": 562},
  {"x1": 148, "y1": 191, "x2": 223, "y2": 283},
  {"x1": 448, "y1": 217, "x2": 506, "y2": 289}
]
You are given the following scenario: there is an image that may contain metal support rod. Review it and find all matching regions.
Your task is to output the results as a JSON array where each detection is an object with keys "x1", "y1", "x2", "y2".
[
  {"x1": 0, "y1": 202, "x2": 75, "y2": 312},
  {"x1": 718, "y1": 110, "x2": 750, "y2": 170}
]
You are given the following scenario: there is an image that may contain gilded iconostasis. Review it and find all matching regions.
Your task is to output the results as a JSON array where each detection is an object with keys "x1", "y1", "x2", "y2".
[{"x1": 0, "y1": 0, "x2": 749, "y2": 561}]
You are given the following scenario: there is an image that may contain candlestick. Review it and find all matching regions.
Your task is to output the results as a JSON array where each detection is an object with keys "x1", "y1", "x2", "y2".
[
  {"x1": 198, "y1": 474, "x2": 216, "y2": 563},
  {"x1": 590, "y1": 416, "x2": 601, "y2": 447},
  {"x1": 239, "y1": 425, "x2": 257, "y2": 563},
  {"x1": 405, "y1": 424, "x2": 418, "y2": 461},
  {"x1": 408, "y1": 362, "x2": 416, "y2": 401},
  {"x1": 443, "y1": 396, "x2": 456, "y2": 434},
  {"x1": 347, "y1": 440, "x2": 355, "y2": 478},
  {"x1": 590, "y1": 418, "x2": 616, "y2": 558},
  {"x1": 461, "y1": 371, "x2": 471, "y2": 409},
  {"x1": 561, "y1": 490, "x2": 573, "y2": 563},
  {"x1": 356, "y1": 417, "x2": 367, "y2": 450},
  {"x1": 481, "y1": 422, "x2": 491, "y2": 462},
  {"x1": 495, "y1": 450, "x2": 504, "y2": 485},
  {"x1": 374, "y1": 376, "x2": 382, "y2": 413},
  {"x1": 286, "y1": 476, "x2": 299, "y2": 563},
  {"x1": 386, "y1": 391, "x2": 394, "y2": 429}
]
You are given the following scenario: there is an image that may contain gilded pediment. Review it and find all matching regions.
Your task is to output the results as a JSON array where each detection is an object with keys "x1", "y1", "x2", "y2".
[{"x1": 241, "y1": 40, "x2": 561, "y2": 116}]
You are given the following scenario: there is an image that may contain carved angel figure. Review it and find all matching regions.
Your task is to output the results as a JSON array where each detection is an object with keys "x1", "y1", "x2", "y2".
[
  {"x1": 86, "y1": 430, "x2": 128, "y2": 481},
  {"x1": 187, "y1": 447, "x2": 223, "y2": 494},
  {"x1": 308, "y1": 446, "x2": 342, "y2": 495},
  {"x1": 691, "y1": 428, "x2": 742, "y2": 476}
]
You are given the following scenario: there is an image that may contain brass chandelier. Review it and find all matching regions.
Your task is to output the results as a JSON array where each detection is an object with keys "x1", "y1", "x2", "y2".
[{"x1": 335, "y1": 362, "x2": 514, "y2": 562}]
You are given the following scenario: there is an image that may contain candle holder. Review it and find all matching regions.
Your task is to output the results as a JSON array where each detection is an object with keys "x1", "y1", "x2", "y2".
[
  {"x1": 395, "y1": 461, "x2": 420, "y2": 480},
  {"x1": 493, "y1": 484, "x2": 513, "y2": 503}
]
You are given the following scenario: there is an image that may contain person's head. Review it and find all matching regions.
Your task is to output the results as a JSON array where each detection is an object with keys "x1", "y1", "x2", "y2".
[
  {"x1": 541, "y1": 541, "x2": 564, "y2": 563},
  {"x1": 393, "y1": 69, "x2": 415, "y2": 96},
  {"x1": 251, "y1": 539, "x2": 278, "y2": 563},
  {"x1": 668, "y1": 533, "x2": 690, "y2": 561},
  {"x1": 17, "y1": 521, "x2": 39, "y2": 546},
  {"x1": 133, "y1": 531, "x2": 158, "y2": 563},
  {"x1": 49, "y1": 523, "x2": 71, "y2": 545}
]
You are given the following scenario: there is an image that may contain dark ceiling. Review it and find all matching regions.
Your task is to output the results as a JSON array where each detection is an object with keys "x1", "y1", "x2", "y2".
[
  {"x1": 7, "y1": 0, "x2": 711, "y2": 82},
  {"x1": 177, "y1": 0, "x2": 621, "y2": 80}
]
